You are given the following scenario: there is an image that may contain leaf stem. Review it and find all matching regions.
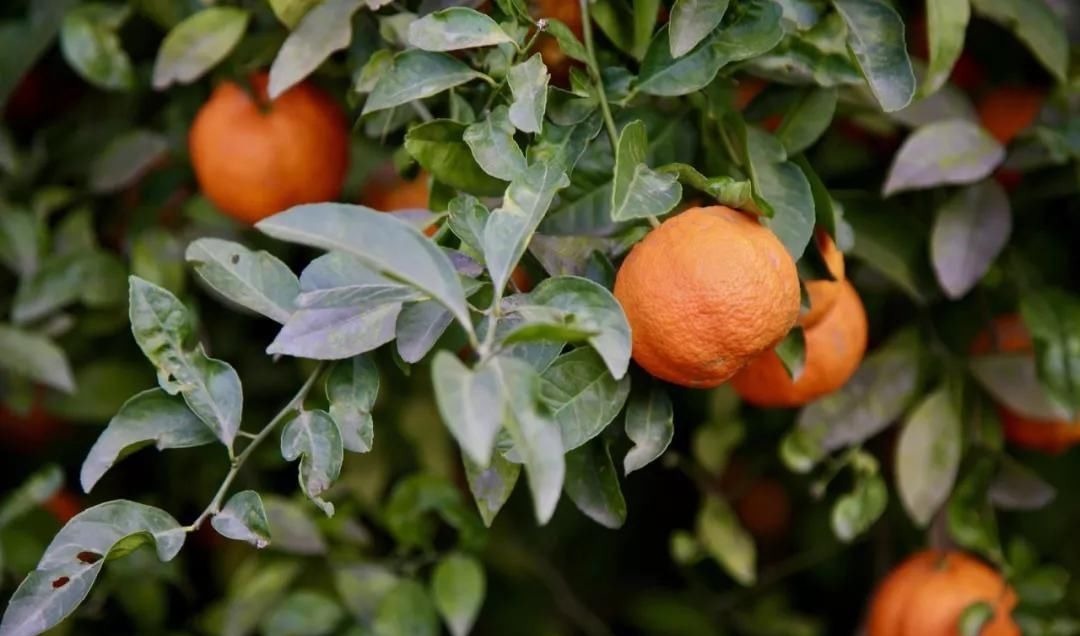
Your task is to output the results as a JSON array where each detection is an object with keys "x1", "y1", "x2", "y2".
[
  {"x1": 185, "y1": 361, "x2": 327, "y2": 532},
  {"x1": 579, "y1": 0, "x2": 619, "y2": 148}
]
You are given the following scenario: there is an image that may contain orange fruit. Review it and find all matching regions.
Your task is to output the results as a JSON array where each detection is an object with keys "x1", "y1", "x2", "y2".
[
  {"x1": 42, "y1": 490, "x2": 82, "y2": 524},
  {"x1": 799, "y1": 230, "x2": 845, "y2": 327},
  {"x1": 189, "y1": 72, "x2": 349, "y2": 224},
  {"x1": 360, "y1": 165, "x2": 437, "y2": 236},
  {"x1": 735, "y1": 77, "x2": 767, "y2": 110},
  {"x1": 532, "y1": 0, "x2": 582, "y2": 86},
  {"x1": 976, "y1": 86, "x2": 1044, "y2": 145},
  {"x1": 868, "y1": 550, "x2": 1019, "y2": 636},
  {"x1": 511, "y1": 266, "x2": 534, "y2": 292},
  {"x1": 735, "y1": 479, "x2": 791, "y2": 540},
  {"x1": 970, "y1": 314, "x2": 1080, "y2": 453},
  {"x1": 613, "y1": 206, "x2": 800, "y2": 388},
  {"x1": 732, "y1": 280, "x2": 867, "y2": 407},
  {"x1": 0, "y1": 390, "x2": 68, "y2": 453}
]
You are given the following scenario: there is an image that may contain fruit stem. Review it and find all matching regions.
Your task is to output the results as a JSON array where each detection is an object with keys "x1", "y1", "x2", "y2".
[
  {"x1": 579, "y1": 0, "x2": 620, "y2": 148},
  {"x1": 183, "y1": 361, "x2": 327, "y2": 533}
]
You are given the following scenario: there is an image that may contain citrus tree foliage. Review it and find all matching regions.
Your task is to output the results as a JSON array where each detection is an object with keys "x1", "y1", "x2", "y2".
[{"x1": 1, "y1": 0, "x2": 1080, "y2": 634}]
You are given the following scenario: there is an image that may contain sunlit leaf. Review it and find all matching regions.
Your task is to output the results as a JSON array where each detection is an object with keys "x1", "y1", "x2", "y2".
[
  {"x1": 922, "y1": 0, "x2": 970, "y2": 96},
  {"x1": 186, "y1": 238, "x2": 299, "y2": 324},
  {"x1": 432, "y1": 352, "x2": 503, "y2": 467},
  {"x1": 833, "y1": 0, "x2": 915, "y2": 112},
  {"x1": 696, "y1": 496, "x2": 755, "y2": 585},
  {"x1": 212, "y1": 490, "x2": 271, "y2": 549},
  {"x1": 507, "y1": 54, "x2": 549, "y2": 134},
  {"x1": 152, "y1": 7, "x2": 249, "y2": 89},
  {"x1": 895, "y1": 389, "x2": 961, "y2": 526},
  {"x1": 611, "y1": 120, "x2": 682, "y2": 222},
  {"x1": 463, "y1": 106, "x2": 527, "y2": 181},
  {"x1": 60, "y1": 3, "x2": 134, "y2": 90},
  {"x1": 363, "y1": 50, "x2": 488, "y2": 115},
  {"x1": 668, "y1": 0, "x2": 730, "y2": 58},
  {"x1": 407, "y1": 7, "x2": 513, "y2": 51},
  {"x1": 431, "y1": 554, "x2": 485, "y2": 636},
  {"x1": 268, "y1": 0, "x2": 363, "y2": 98}
]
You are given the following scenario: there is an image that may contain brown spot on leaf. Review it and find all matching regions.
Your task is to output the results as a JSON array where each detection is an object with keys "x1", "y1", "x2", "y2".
[
  {"x1": 52, "y1": 576, "x2": 70, "y2": 588},
  {"x1": 77, "y1": 551, "x2": 102, "y2": 564}
]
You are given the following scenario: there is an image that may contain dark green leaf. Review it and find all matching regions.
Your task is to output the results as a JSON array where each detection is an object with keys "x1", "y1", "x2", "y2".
[
  {"x1": 895, "y1": 389, "x2": 961, "y2": 526},
  {"x1": 669, "y1": 0, "x2": 729, "y2": 58},
  {"x1": 623, "y1": 379, "x2": 674, "y2": 474},
  {"x1": 212, "y1": 490, "x2": 271, "y2": 549},
  {"x1": 959, "y1": 602, "x2": 994, "y2": 636},
  {"x1": 269, "y1": 0, "x2": 320, "y2": 28},
  {"x1": 971, "y1": 0, "x2": 1068, "y2": 82},
  {"x1": 261, "y1": 591, "x2": 343, "y2": 636},
  {"x1": 447, "y1": 195, "x2": 491, "y2": 259},
  {"x1": 1020, "y1": 289, "x2": 1080, "y2": 418},
  {"x1": 884, "y1": 120, "x2": 1004, "y2": 195},
  {"x1": 326, "y1": 355, "x2": 380, "y2": 453},
  {"x1": 507, "y1": 54, "x2": 549, "y2": 134},
  {"x1": 922, "y1": 0, "x2": 970, "y2": 96},
  {"x1": 431, "y1": 554, "x2": 485, "y2": 636},
  {"x1": 948, "y1": 458, "x2": 1001, "y2": 559},
  {"x1": 544, "y1": 18, "x2": 587, "y2": 62},
  {"x1": 0, "y1": 209, "x2": 41, "y2": 278},
  {"x1": 0, "y1": 324, "x2": 75, "y2": 392},
  {"x1": 373, "y1": 580, "x2": 439, "y2": 636},
  {"x1": 264, "y1": 496, "x2": 327, "y2": 555},
  {"x1": 774, "y1": 87, "x2": 837, "y2": 155},
  {"x1": 988, "y1": 457, "x2": 1055, "y2": 511},
  {"x1": 775, "y1": 326, "x2": 806, "y2": 381},
  {"x1": 364, "y1": 51, "x2": 488, "y2": 115},
  {"x1": 611, "y1": 120, "x2": 682, "y2": 222},
  {"x1": 931, "y1": 180, "x2": 1011, "y2": 299},
  {"x1": 80, "y1": 388, "x2": 216, "y2": 492},
  {"x1": 833, "y1": 0, "x2": 915, "y2": 112},
  {"x1": 405, "y1": 120, "x2": 508, "y2": 196},
  {"x1": 540, "y1": 347, "x2": 630, "y2": 452},
  {"x1": 746, "y1": 127, "x2": 815, "y2": 259},
  {"x1": 463, "y1": 106, "x2": 526, "y2": 181},
  {"x1": 88, "y1": 130, "x2": 169, "y2": 193},
  {"x1": 280, "y1": 410, "x2": 343, "y2": 516},
  {"x1": 564, "y1": 438, "x2": 627, "y2": 528},
  {"x1": 527, "y1": 113, "x2": 604, "y2": 173},
  {"x1": 187, "y1": 238, "x2": 299, "y2": 324},
  {"x1": 334, "y1": 563, "x2": 397, "y2": 623},
  {"x1": 1013, "y1": 565, "x2": 1069, "y2": 607},
  {"x1": 408, "y1": 7, "x2": 513, "y2": 51},
  {"x1": 152, "y1": 7, "x2": 249, "y2": 89},
  {"x1": 268, "y1": 0, "x2": 363, "y2": 98}
]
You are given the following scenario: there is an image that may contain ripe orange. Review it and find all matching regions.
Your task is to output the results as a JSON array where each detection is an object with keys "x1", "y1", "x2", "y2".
[
  {"x1": 613, "y1": 206, "x2": 800, "y2": 388},
  {"x1": 868, "y1": 550, "x2": 1019, "y2": 636},
  {"x1": 42, "y1": 490, "x2": 82, "y2": 524},
  {"x1": 799, "y1": 230, "x2": 845, "y2": 327},
  {"x1": 731, "y1": 280, "x2": 867, "y2": 407},
  {"x1": 0, "y1": 391, "x2": 68, "y2": 453},
  {"x1": 735, "y1": 76, "x2": 767, "y2": 110},
  {"x1": 735, "y1": 479, "x2": 791, "y2": 540},
  {"x1": 189, "y1": 72, "x2": 349, "y2": 224},
  {"x1": 970, "y1": 314, "x2": 1080, "y2": 453},
  {"x1": 359, "y1": 165, "x2": 439, "y2": 237},
  {"x1": 976, "y1": 86, "x2": 1044, "y2": 145}
]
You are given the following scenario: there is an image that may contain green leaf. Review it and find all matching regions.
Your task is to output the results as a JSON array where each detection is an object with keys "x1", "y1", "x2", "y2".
[
  {"x1": 564, "y1": 438, "x2": 627, "y2": 528},
  {"x1": 186, "y1": 238, "x2": 299, "y2": 324},
  {"x1": 374, "y1": 580, "x2": 439, "y2": 636},
  {"x1": 527, "y1": 113, "x2": 604, "y2": 174},
  {"x1": 212, "y1": 490, "x2": 272, "y2": 549},
  {"x1": 384, "y1": 474, "x2": 484, "y2": 552},
  {"x1": 269, "y1": 0, "x2": 320, "y2": 28},
  {"x1": 0, "y1": 208, "x2": 41, "y2": 278},
  {"x1": 408, "y1": 7, "x2": 513, "y2": 51},
  {"x1": 0, "y1": 465, "x2": 63, "y2": 528},
  {"x1": 896, "y1": 389, "x2": 962, "y2": 527},
  {"x1": 632, "y1": 0, "x2": 663, "y2": 59},
  {"x1": 60, "y1": 4, "x2": 134, "y2": 91},
  {"x1": 969, "y1": 354, "x2": 1072, "y2": 421},
  {"x1": 129, "y1": 277, "x2": 243, "y2": 448},
  {"x1": 922, "y1": 0, "x2": 970, "y2": 96},
  {"x1": 463, "y1": 106, "x2": 527, "y2": 181},
  {"x1": 528, "y1": 276, "x2": 632, "y2": 379},
  {"x1": 269, "y1": 304, "x2": 401, "y2": 360},
  {"x1": 774, "y1": 87, "x2": 838, "y2": 155},
  {"x1": 264, "y1": 496, "x2": 327, "y2": 555},
  {"x1": 363, "y1": 50, "x2": 488, "y2": 116},
  {"x1": 623, "y1": 380, "x2": 674, "y2": 474},
  {"x1": 258, "y1": 204, "x2": 474, "y2": 337},
  {"x1": 12, "y1": 251, "x2": 90, "y2": 324},
  {"x1": 88, "y1": 130, "x2": 169, "y2": 193},
  {"x1": 931, "y1": 180, "x2": 1011, "y2": 299},
  {"x1": 831, "y1": 472, "x2": 887, "y2": 542},
  {"x1": 396, "y1": 300, "x2": 455, "y2": 364},
  {"x1": 80, "y1": 388, "x2": 216, "y2": 492},
  {"x1": 334, "y1": 563, "x2": 398, "y2": 623},
  {"x1": 268, "y1": 0, "x2": 363, "y2": 99},
  {"x1": 544, "y1": 18, "x2": 587, "y2": 62},
  {"x1": 0, "y1": 501, "x2": 185, "y2": 636},
  {"x1": 774, "y1": 326, "x2": 806, "y2": 381},
  {"x1": 841, "y1": 194, "x2": 934, "y2": 302},
  {"x1": 0, "y1": 324, "x2": 75, "y2": 392},
  {"x1": 405, "y1": 120, "x2": 509, "y2": 196},
  {"x1": 1020, "y1": 289, "x2": 1080, "y2": 418},
  {"x1": 1014, "y1": 565, "x2": 1069, "y2": 607},
  {"x1": 833, "y1": 0, "x2": 915, "y2": 112},
  {"x1": 482, "y1": 160, "x2": 570, "y2": 297},
  {"x1": 280, "y1": 410, "x2": 343, "y2": 516},
  {"x1": 261, "y1": 591, "x2": 343, "y2": 636},
  {"x1": 971, "y1": 0, "x2": 1068, "y2": 82},
  {"x1": 696, "y1": 496, "x2": 755, "y2": 585},
  {"x1": 498, "y1": 306, "x2": 598, "y2": 346},
  {"x1": 507, "y1": 54, "x2": 549, "y2": 134},
  {"x1": 746, "y1": 127, "x2": 815, "y2": 259},
  {"x1": 463, "y1": 451, "x2": 520, "y2": 527},
  {"x1": 432, "y1": 352, "x2": 503, "y2": 467},
  {"x1": 632, "y1": 1, "x2": 783, "y2": 97},
  {"x1": 0, "y1": 0, "x2": 76, "y2": 106},
  {"x1": 431, "y1": 554, "x2": 485, "y2": 636},
  {"x1": 448, "y1": 195, "x2": 491, "y2": 259},
  {"x1": 959, "y1": 602, "x2": 994, "y2": 636},
  {"x1": 669, "y1": 0, "x2": 730, "y2": 58},
  {"x1": 151, "y1": 7, "x2": 248, "y2": 89},
  {"x1": 883, "y1": 120, "x2": 1004, "y2": 196},
  {"x1": 988, "y1": 457, "x2": 1055, "y2": 511},
  {"x1": 611, "y1": 120, "x2": 682, "y2": 222},
  {"x1": 948, "y1": 458, "x2": 1001, "y2": 559},
  {"x1": 219, "y1": 560, "x2": 302, "y2": 636},
  {"x1": 295, "y1": 252, "x2": 422, "y2": 310},
  {"x1": 326, "y1": 356, "x2": 380, "y2": 453},
  {"x1": 540, "y1": 347, "x2": 631, "y2": 452},
  {"x1": 490, "y1": 356, "x2": 565, "y2": 524}
]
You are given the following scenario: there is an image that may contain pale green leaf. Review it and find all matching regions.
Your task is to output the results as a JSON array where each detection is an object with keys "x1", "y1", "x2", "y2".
[
  {"x1": 186, "y1": 238, "x2": 300, "y2": 324},
  {"x1": 212, "y1": 490, "x2": 272, "y2": 549},
  {"x1": 280, "y1": 410, "x2": 343, "y2": 516},
  {"x1": 268, "y1": 0, "x2": 363, "y2": 99},
  {"x1": 326, "y1": 356, "x2": 380, "y2": 453},
  {"x1": 152, "y1": 7, "x2": 249, "y2": 89}
]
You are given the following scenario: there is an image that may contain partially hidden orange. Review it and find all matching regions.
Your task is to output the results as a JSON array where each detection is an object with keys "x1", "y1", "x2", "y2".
[
  {"x1": 613, "y1": 206, "x2": 800, "y2": 388},
  {"x1": 732, "y1": 280, "x2": 867, "y2": 407},
  {"x1": 189, "y1": 72, "x2": 349, "y2": 224},
  {"x1": 976, "y1": 86, "x2": 1044, "y2": 145},
  {"x1": 360, "y1": 165, "x2": 436, "y2": 236},
  {"x1": 800, "y1": 230, "x2": 845, "y2": 327}
]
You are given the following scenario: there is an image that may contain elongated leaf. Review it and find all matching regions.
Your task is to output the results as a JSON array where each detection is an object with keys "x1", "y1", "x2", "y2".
[
  {"x1": 527, "y1": 113, "x2": 604, "y2": 174},
  {"x1": 268, "y1": 0, "x2": 363, "y2": 98},
  {"x1": 0, "y1": 325, "x2": 75, "y2": 392},
  {"x1": 969, "y1": 354, "x2": 1071, "y2": 421},
  {"x1": 1020, "y1": 289, "x2": 1080, "y2": 418},
  {"x1": 884, "y1": 120, "x2": 1004, "y2": 195},
  {"x1": 611, "y1": 120, "x2": 682, "y2": 222},
  {"x1": 186, "y1": 238, "x2": 299, "y2": 324},
  {"x1": 258, "y1": 204, "x2": 473, "y2": 336},
  {"x1": 833, "y1": 0, "x2": 915, "y2": 112},
  {"x1": 482, "y1": 160, "x2": 570, "y2": 297},
  {"x1": 463, "y1": 452, "x2": 520, "y2": 527},
  {"x1": 363, "y1": 50, "x2": 487, "y2": 115},
  {"x1": 463, "y1": 106, "x2": 526, "y2": 181},
  {"x1": 212, "y1": 490, "x2": 271, "y2": 549},
  {"x1": 972, "y1": 0, "x2": 1067, "y2": 82},
  {"x1": 432, "y1": 353, "x2": 503, "y2": 467},
  {"x1": 746, "y1": 128, "x2": 815, "y2": 259},
  {"x1": 295, "y1": 252, "x2": 421, "y2": 310},
  {"x1": 669, "y1": 0, "x2": 730, "y2": 58},
  {"x1": 396, "y1": 300, "x2": 455, "y2": 364},
  {"x1": 528, "y1": 276, "x2": 632, "y2": 379},
  {"x1": 697, "y1": 496, "x2": 755, "y2": 585},
  {"x1": 408, "y1": 7, "x2": 513, "y2": 51},
  {"x1": 0, "y1": 501, "x2": 185, "y2": 636},
  {"x1": 431, "y1": 554, "x2": 485, "y2": 636},
  {"x1": 152, "y1": 7, "x2": 249, "y2": 89},
  {"x1": 540, "y1": 348, "x2": 630, "y2": 452},
  {"x1": 261, "y1": 591, "x2": 343, "y2": 636},
  {"x1": 931, "y1": 180, "x2": 1011, "y2": 299},
  {"x1": 60, "y1": 4, "x2": 134, "y2": 91},
  {"x1": 80, "y1": 388, "x2": 216, "y2": 492},
  {"x1": 326, "y1": 356, "x2": 379, "y2": 453},
  {"x1": 405, "y1": 120, "x2": 508, "y2": 196},
  {"x1": 988, "y1": 457, "x2": 1056, "y2": 511},
  {"x1": 923, "y1": 0, "x2": 970, "y2": 96},
  {"x1": 268, "y1": 303, "x2": 401, "y2": 360},
  {"x1": 0, "y1": 465, "x2": 63, "y2": 528},
  {"x1": 624, "y1": 380, "x2": 674, "y2": 474},
  {"x1": 774, "y1": 87, "x2": 838, "y2": 155},
  {"x1": 269, "y1": 0, "x2": 320, "y2": 28},
  {"x1": 374, "y1": 580, "x2": 439, "y2": 636},
  {"x1": 896, "y1": 389, "x2": 961, "y2": 526},
  {"x1": 281, "y1": 410, "x2": 343, "y2": 516},
  {"x1": 564, "y1": 438, "x2": 627, "y2": 528},
  {"x1": 507, "y1": 54, "x2": 549, "y2": 134},
  {"x1": 490, "y1": 356, "x2": 565, "y2": 524},
  {"x1": 129, "y1": 277, "x2": 243, "y2": 448},
  {"x1": 88, "y1": 130, "x2": 169, "y2": 193}
]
